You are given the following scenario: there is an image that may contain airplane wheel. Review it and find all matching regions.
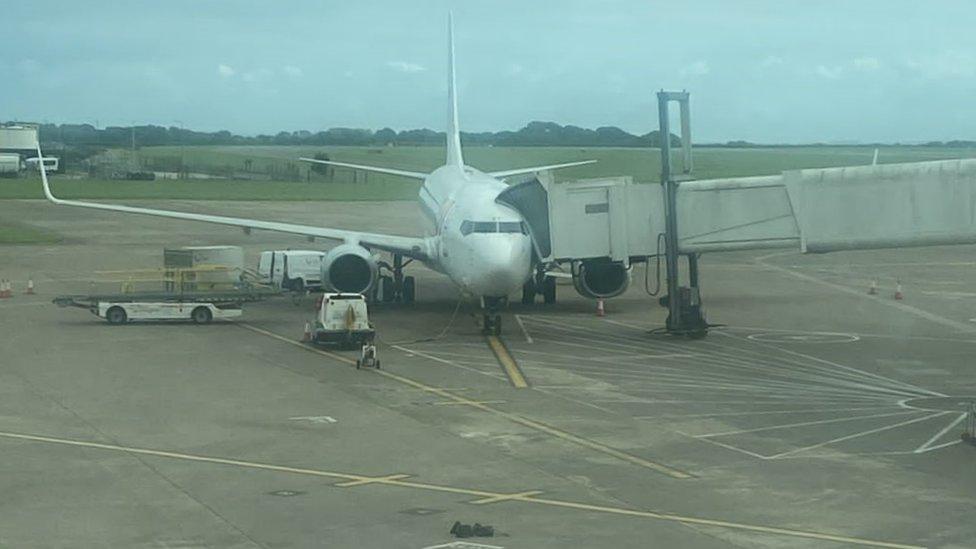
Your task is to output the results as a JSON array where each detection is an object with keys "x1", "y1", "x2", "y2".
[
  {"x1": 521, "y1": 280, "x2": 536, "y2": 305},
  {"x1": 543, "y1": 277, "x2": 557, "y2": 304},
  {"x1": 493, "y1": 315, "x2": 502, "y2": 336},
  {"x1": 379, "y1": 276, "x2": 395, "y2": 302},
  {"x1": 402, "y1": 276, "x2": 416, "y2": 304}
]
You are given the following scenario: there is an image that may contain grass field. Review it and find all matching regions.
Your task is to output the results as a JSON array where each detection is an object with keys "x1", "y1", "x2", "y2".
[
  {"x1": 0, "y1": 220, "x2": 63, "y2": 244},
  {"x1": 2, "y1": 145, "x2": 974, "y2": 201}
]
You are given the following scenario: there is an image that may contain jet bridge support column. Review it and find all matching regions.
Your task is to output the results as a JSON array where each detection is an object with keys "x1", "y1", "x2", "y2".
[{"x1": 657, "y1": 90, "x2": 707, "y2": 337}]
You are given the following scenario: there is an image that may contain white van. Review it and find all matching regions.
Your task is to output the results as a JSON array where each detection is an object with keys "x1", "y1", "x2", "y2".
[{"x1": 257, "y1": 250, "x2": 325, "y2": 291}]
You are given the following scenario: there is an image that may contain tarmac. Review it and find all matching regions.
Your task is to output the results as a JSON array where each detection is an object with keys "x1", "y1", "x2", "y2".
[{"x1": 1, "y1": 198, "x2": 975, "y2": 549}]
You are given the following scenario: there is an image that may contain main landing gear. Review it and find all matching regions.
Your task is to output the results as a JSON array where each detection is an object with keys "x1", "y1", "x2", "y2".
[
  {"x1": 481, "y1": 296, "x2": 505, "y2": 336},
  {"x1": 521, "y1": 267, "x2": 557, "y2": 305},
  {"x1": 375, "y1": 254, "x2": 416, "y2": 304}
]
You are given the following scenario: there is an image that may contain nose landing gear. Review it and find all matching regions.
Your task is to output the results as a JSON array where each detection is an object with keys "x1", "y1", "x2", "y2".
[
  {"x1": 481, "y1": 295, "x2": 505, "y2": 335},
  {"x1": 375, "y1": 254, "x2": 416, "y2": 304}
]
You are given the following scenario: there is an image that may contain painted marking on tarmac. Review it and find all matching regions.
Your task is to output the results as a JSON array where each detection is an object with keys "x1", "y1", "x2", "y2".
[
  {"x1": 289, "y1": 415, "x2": 337, "y2": 424},
  {"x1": 746, "y1": 332, "x2": 860, "y2": 344},
  {"x1": 768, "y1": 411, "x2": 950, "y2": 459},
  {"x1": 0, "y1": 430, "x2": 924, "y2": 549},
  {"x1": 423, "y1": 541, "x2": 505, "y2": 549},
  {"x1": 486, "y1": 335, "x2": 529, "y2": 388},
  {"x1": 514, "y1": 314, "x2": 533, "y2": 343},
  {"x1": 334, "y1": 473, "x2": 411, "y2": 487},
  {"x1": 432, "y1": 400, "x2": 507, "y2": 406},
  {"x1": 468, "y1": 490, "x2": 543, "y2": 505},
  {"x1": 756, "y1": 251, "x2": 976, "y2": 335},
  {"x1": 239, "y1": 323, "x2": 692, "y2": 479},
  {"x1": 914, "y1": 412, "x2": 968, "y2": 454}
]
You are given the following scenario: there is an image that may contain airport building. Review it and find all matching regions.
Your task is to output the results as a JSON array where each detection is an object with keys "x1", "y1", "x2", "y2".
[{"x1": 0, "y1": 123, "x2": 39, "y2": 154}]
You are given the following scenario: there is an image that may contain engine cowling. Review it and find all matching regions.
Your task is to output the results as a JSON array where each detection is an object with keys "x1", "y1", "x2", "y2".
[
  {"x1": 321, "y1": 244, "x2": 378, "y2": 294},
  {"x1": 573, "y1": 259, "x2": 630, "y2": 299}
]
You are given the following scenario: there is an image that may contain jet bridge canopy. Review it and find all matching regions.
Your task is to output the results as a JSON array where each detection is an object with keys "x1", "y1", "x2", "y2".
[{"x1": 496, "y1": 158, "x2": 976, "y2": 264}]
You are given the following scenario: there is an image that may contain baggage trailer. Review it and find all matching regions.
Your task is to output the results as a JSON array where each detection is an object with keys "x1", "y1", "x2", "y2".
[{"x1": 53, "y1": 290, "x2": 275, "y2": 324}]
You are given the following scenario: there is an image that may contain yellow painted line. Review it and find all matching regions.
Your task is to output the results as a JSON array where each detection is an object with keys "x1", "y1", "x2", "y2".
[
  {"x1": 486, "y1": 335, "x2": 529, "y2": 388},
  {"x1": 0, "y1": 430, "x2": 923, "y2": 549},
  {"x1": 239, "y1": 323, "x2": 692, "y2": 479},
  {"x1": 469, "y1": 490, "x2": 543, "y2": 505},
  {"x1": 334, "y1": 473, "x2": 411, "y2": 487}
]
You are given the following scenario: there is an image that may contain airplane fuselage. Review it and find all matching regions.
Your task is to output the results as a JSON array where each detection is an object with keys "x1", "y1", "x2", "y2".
[{"x1": 418, "y1": 164, "x2": 533, "y2": 298}]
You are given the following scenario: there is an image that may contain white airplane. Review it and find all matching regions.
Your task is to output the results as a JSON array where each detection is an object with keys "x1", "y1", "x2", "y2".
[{"x1": 36, "y1": 16, "x2": 611, "y2": 334}]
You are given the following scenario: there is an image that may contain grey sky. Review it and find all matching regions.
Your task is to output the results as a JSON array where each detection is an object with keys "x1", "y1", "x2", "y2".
[{"x1": 3, "y1": 0, "x2": 974, "y2": 143}]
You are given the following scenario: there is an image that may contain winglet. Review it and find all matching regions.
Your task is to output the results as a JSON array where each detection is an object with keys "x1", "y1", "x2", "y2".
[
  {"x1": 446, "y1": 12, "x2": 464, "y2": 168},
  {"x1": 36, "y1": 144, "x2": 62, "y2": 204}
]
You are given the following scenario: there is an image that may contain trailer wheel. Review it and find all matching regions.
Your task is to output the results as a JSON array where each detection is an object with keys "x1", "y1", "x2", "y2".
[
  {"x1": 191, "y1": 306, "x2": 213, "y2": 324},
  {"x1": 105, "y1": 306, "x2": 127, "y2": 325}
]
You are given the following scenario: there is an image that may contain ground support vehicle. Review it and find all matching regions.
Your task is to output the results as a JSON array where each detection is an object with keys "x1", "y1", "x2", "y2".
[
  {"x1": 53, "y1": 290, "x2": 274, "y2": 324},
  {"x1": 313, "y1": 293, "x2": 375, "y2": 349}
]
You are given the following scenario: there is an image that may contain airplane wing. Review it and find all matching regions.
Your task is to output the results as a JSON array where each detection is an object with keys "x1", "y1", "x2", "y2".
[
  {"x1": 37, "y1": 146, "x2": 431, "y2": 260},
  {"x1": 488, "y1": 160, "x2": 596, "y2": 179},
  {"x1": 298, "y1": 157, "x2": 428, "y2": 180}
]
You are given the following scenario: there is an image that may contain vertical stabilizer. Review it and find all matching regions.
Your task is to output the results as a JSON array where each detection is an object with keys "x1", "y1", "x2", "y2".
[{"x1": 446, "y1": 13, "x2": 464, "y2": 168}]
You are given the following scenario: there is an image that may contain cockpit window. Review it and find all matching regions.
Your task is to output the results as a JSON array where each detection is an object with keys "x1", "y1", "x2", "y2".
[
  {"x1": 459, "y1": 220, "x2": 527, "y2": 236},
  {"x1": 499, "y1": 221, "x2": 527, "y2": 234}
]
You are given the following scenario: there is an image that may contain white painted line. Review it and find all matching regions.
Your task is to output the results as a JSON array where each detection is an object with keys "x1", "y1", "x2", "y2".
[
  {"x1": 768, "y1": 412, "x2": 950, "y2": 459},
  {"x1": 634, "y1": 406, "x2": 903, "y2": 420},
  {"x1": 289, "y1": 416, "x2": 337, "y2": 424},
  {"x1": 514, "y1": 314, "x2": 533, "y2": 344},
  {"x1": 392, "y1": 345, "x2": 507, "y2": 381},
  {"x1": 677, "y1": 431, "x2": 771, "y2": 460},
  {"x1": 696, "y1": 410, "x2": 919, "y2": 438},
  {"x1": 756, "y1": 251, "x2": 976, "y2": 337},
  {"x1": 915, "y1": 439, "x2": 962, "y2": 453},
  {"x1": 922, "y1": 291, "x2": 976, "y2": 298},
  {"x1": 715, "y1": 331, "x2": 947, "y2": 398},
  {"x1": 913, "y1": 412, "x2": 968, "y2": 454}
]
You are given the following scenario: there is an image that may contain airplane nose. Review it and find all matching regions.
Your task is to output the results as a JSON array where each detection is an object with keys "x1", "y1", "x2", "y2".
[{"x1": 470, "y1": 237, "x2": 531, "y2": 295}]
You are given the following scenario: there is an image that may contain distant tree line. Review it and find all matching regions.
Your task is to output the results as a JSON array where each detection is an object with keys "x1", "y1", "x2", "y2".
[
  {"x1": 25, "y1": 121, "x2": 975, "y2": 150},
  {"x1": 29, "y1": 121, "x2": 682, "y2": 149}
]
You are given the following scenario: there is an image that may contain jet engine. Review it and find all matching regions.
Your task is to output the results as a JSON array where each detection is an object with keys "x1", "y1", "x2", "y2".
[
  {"x1": 321, "y1": 244, "x2": 378, "y2": 294},
  {"x1": 573, "y1": 259, "x2": 630, "y2": 299}
]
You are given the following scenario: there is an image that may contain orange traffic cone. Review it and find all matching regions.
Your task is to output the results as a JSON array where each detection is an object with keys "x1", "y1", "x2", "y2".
[
  {"x1": 25, "y1": 278, "x2": 35, "y2": 295},
  {"x1": 302, "y1": 321, "x2": 312, "y2": 342},
  {"x1": 894, "y1": 281, "x2": 904, "y2": 300},
  {"x1": 868, "y1": 279, "x2": 878, "y2": 295},
  {"x1": 596, "y1": 299, "x2": 606, "y2": 317}
]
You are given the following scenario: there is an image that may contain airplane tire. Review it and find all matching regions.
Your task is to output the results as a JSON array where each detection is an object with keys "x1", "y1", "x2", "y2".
[
  {"x1": 379, "y1": 276, "x2": 395, "y2": 302},
  {"x1": 543, "y1": 277, "x2": 557, "y2": 304},
  {"x1": 403, "y1": 276, "x2": 416, "y2": 304},
  {"x1": 521, "y1": 280, "x2": 536, "y2": 305}
]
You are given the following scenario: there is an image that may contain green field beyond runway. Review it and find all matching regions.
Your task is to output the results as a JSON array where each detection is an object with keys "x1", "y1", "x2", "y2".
[{"x1": 3, "y1": 145, "x2": 974, "y2": 201}]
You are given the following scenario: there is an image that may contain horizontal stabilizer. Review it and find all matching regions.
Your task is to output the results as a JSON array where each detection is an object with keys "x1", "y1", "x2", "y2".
[
  {"x1": 489, "y1": 160, "x2": 596, "y2": 179},
  {"x1": 298, "y1": 157, "x2": 427, "y2": 180}
]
